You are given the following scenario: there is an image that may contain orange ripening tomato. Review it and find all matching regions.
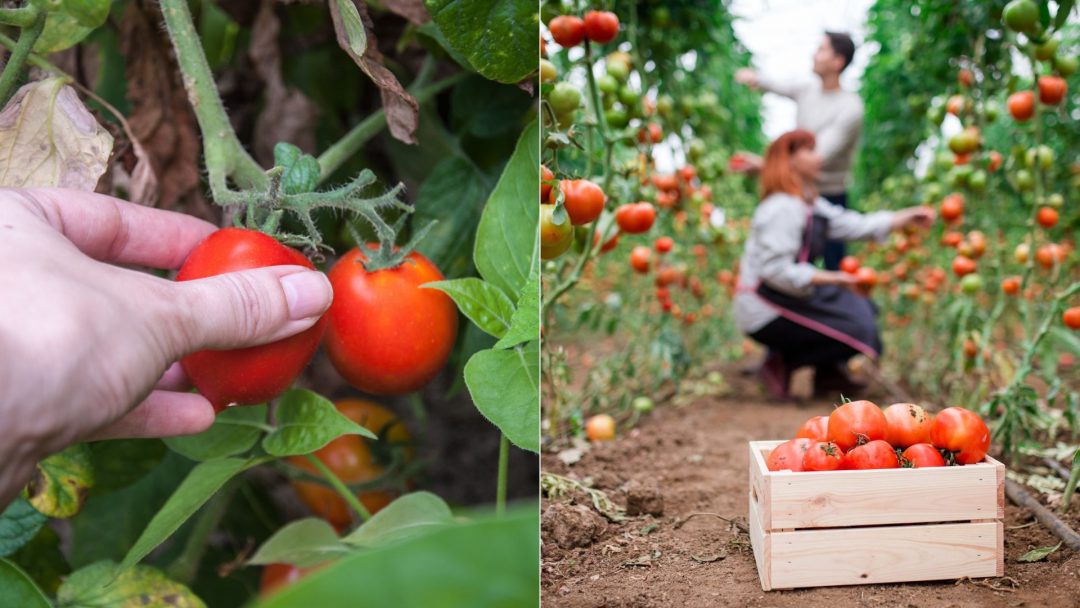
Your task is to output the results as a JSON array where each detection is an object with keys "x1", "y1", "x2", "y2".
[
  {"x1": 941, "y1": 231, "x2": 964, "y2": 248},
  {"x1": 882, "y1": 403, "x2": 932, "y2": 448},
  {"x1": 930, "y1": 407, "x2": 990, "y2": 464},
  {"x1": 541, "y1": 165, "x2": 554, "y2": 202},
  {"x1": 854, "y1": 267, "x2": 878, "y2": 289},
  {"x1": 586, "y1": 414, "x2": 616, "y2": 441},
  {"x1": 1001, "y1": 276, "x2": 1021, "y2": 295},
  {"x1": 794, "y1": 415, "x2": 830, "y2": 442},
  {"x1": 940, "y1": 193, "x2": 964, "y2": 222},
  {"x1": 629, "y1": 245, "x2": 651, "y2": 273},
  {"x1": 1007, "y1": 90, "x2": 1035, "y2": 121},
  {"x1": 1036, "y1": 243, "x2": 1065, "y2": 269},
  {"x1": 1064, "y1": 306, "x2": 1080, "y2": 330},
  {"x1": 827, "y1": 400, "x2": 887, "y2": 451},
  {"x1": 651, "y1": 173, "x2": 678, "y2": 191},
  {"x1": 766, "y1": 438, "x2": 813, "y2": 472}
]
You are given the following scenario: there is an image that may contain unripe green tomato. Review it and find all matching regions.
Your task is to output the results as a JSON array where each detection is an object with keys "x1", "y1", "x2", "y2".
[
  {"x1": 657, "y1": 94, "x2": 674, "y2": 117},
  {"x1": 1054, "y1": 54, "x2": 1079, "y2": 77},
  {"x1": 1035, "y1": 38, "x2": 1059, "y2": 61},
  {"x1": 1003, "y1": 0, "x2": 1038, "y2": 33},
  {"x1": 632, "y1": 396, "x2": 654, "y2": 413},
  {"x1": 925, "y1": 183, "x2": 943, "y2": 201},
  {"x1": 1016, "y1": 169, "x2": 1035, "y2": 191},
  {"x1": 555, "y1": 108, "x2": 575, "y2": 129},
  {"x1": 960, "y1": 273, "x2": 984, "y2": 295},
  {"x1": 688, "y1": 138, "x2": 706, "y2": 162},
  {"x1": 548, "y1": 82, "x2": 581, "y2": 114},
  {"x1": 618, "y1": 85, "x2": 639, "y2": 107},
  {"x1": 540, "y1": 59, "x2": 557, "y2": 83},
  {"x1": 935, "y1": 151, "x2": 954, "y2": 172},
  {"x1": 927, "y1": 105, "x2": 945, "y2": 125},
  {"x1": 984, "y1": 103, "x2": 1000, "y2": 122},
  {"x1": 597, "y1": 74, "x2": 618, "y2": 96},
  {"x1": 1047, "y1": 192, "x2": 1065, "y2": 208},
  {"x1": 1037, "y1": 145, "x2": 1054, "y2": 170},
  {"x1": 969, "y1": 170, "x2": 987, "y2": 191},
  {"x1": 540, "y1": 204, "x2": 573, "y2": 260},
  {"x1": 605, "y1": 106, "x2": 629, "y2": 128},
  {"x1": 652, "y1": 6, "x2": 670, "y2": 27},
  {"x1": 602, "y1": 94, "x2": 616, "y2": 110},
  {"x1": 606, "y1": 58, "x2": 630, "y2": 82},
  {"x1": 698, "y1": 91, "x2": 719, "y2": 109}
]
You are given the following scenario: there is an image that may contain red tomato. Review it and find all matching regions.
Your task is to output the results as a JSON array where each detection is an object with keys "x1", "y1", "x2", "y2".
[
  {"x1": 541, "y1": 165, "x2": 554, "y2": 202},
  {"x1": 325, "y1": 247, "x2": 457, "y2": 395},
  {"x1": 1036, "y1": 243, "x2": 1065, "y2": 269},
  {"x1": 176, "y1": 228, "x2": 326, "y2": 411},
  {"x1": 1001, "y1": 276, "x2": 1021, "y2": 295},
  {"x1": 586, "y1": 414, "x2": 616, "y2": 441},
  {"x1": 260, "y1": 563, "x2": 323, "y2": 598},
  {"x1": 1038, "y1": 75, "x2": 1067, "y2": 105},
  {"x1": 987, "y1": 150, "x2": 1003, "y2": 173},
  {"x1": 630, "y1": 246, "x2": 651, "y2": 273},
  {"x1": 802, "y1": 441, "x2": 844, "y2": 471},
  {"x1": 654, "y1": 236, "x2": 674, "y2": 254},
  {"x1": 583, "y1": 10, "x2": 619, "y2": 44},
  {"x1": 951, "y1": 255, "x2": 976, "y2": 277},
  {"x1": 882, "y1": 403, "x2": 932, "y2": 448},
  {"x1": 854, "y1": 267, "x2": 878, "y2": 289},
  {"x1": 638, "y1": 123, "x2": 662, "y2": 144},
  {"x1": 766, "y1": 438, "x2": 813, "y2": 472},
  {"x1": 930, "y1": 407, "x2": 990, "y2": 464},
  {"x1": 841, "y1": 440, "x2": 899, "y2": 470},
  {"x1": 1065, "y1": 306, "x2": 1080, "y2": 330},
  {"x1": 827, "y1": 400, "x2": 887, "y2": 451},
  {"x1": 548, "y1": 15, "x2": 585, "y2": 48},
  {"x1": 839, "y1": 256, "x2": 860, "y2": 274},
  {"x1": 678, "y1": 165, "x2": 697, "y2": 183},
  {"x1": 614, "y1": 202, "x2": 656, "y2": 234},
  {"x1": 651, "y1": 173, "x2": 678, "y2": 191},
  {"x1": 1007, "y1": 90, "x2": 1034, "y2": 121},
  {"x1": 900, "y1": 443, "x2": 946, "y2": 468},
  {"x1": 794, "y1": 415, "x2": 830, "y2": 442},
  {"x1": 550, "y1": 179, "x2": 605, "y2": 225},
  {"x1": 1037, "y1": 207, "x2": 1059, "y2": 228},
  {"x1": 940, "y1": 193, "x2": 964, "y2": 221}
]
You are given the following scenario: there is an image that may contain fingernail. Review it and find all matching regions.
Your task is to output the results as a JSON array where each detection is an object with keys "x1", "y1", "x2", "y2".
[{"x1": 280, "y1": 271, "x2": 333, "y2": 320}]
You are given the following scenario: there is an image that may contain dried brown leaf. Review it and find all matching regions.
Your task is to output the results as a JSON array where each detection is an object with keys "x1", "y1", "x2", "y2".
[
  {"x1": 329, "y1": 0, "x2": 419, "y2": 144},
  {"x1": 0, "y1": 78, "x2": 113, "y2": 190},
  {"x1": 249, "y1": 0, "x2": 319, "y2": 166},
  {"x1": 120, "y1": 1, "x2": 215, "y2": 221}
]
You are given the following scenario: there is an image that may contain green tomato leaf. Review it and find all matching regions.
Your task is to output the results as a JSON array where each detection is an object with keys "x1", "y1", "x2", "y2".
[
  {"x1": 88, "y1": 439, "x2": 166, "y2": 494},
  {"x1": 464, "y1": 341, "x2": 539, "y2": 453},
  {"x1": 494, "y1": 263, "x2": 538, "y2": 350},
  {"x1": 415, "y1": 22, "x2": 476, "y2": 72},
  {"x1": 341, "y1": 492, "x2": 454, "y2": 548},
  {"x1": 1063, "y1": 447, "x2": 1080, "y2": 510},
  {"x1": 262, "y1": 390, "x2": 375, "y2": 457},
  {"x1": 165, "y1": 405, "x2": 267, "y2": 462},
  {"x1": 425, "y1": 277, "x2": 514, "y2": 339},
  {"x1": 423, "y1": 0, "x2": 538, "y2": 83},
  {"x1": 0, "y1": 559, "x2": 50, "y2": 608},
  {"x1": 9, "y1": 526, "x2": 69, "y2": 596},
  {"x1": 1017, "y1": 541, "x2": 1062, "y2": 563},
  {"x1": 0, "y1": 499, "x2": 47, "y2": 558},
  {"x1": 273, "y1": 142, "x2": 321, "y2": 194},
  {"x1": 473, "y1": 119, "x2": 538, "y2": 299},
  {"x1": 249, "y1": 519, "x2": 347, "y2": 568},
  {"x1": 57, "y1": 560, "x2": 205, "y2": 608},
  {"x1": 1055, "y1": 0, "x2": 1075, "y2": 29},
  {"x1": 23, "y1": 444, "x2": 93, "y2": 519},
  {"x1": 254, "y1": 509, "x2": 538, "y2": 608},
  {"x1": 119, "y1": 457, "x2": 265, "y2": 572},
  {"x1": 34, "y1": 11, "x2": 91, "y2": 53},
  {"x1": 450, "y1": 75, "x2": 533, "y2": 138},
  {"x1": 413, "y1": 157, "x2": 490, "y2": 279}
]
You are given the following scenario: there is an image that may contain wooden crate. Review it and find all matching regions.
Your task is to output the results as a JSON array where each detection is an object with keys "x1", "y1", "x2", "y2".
[{"x1": 748, "y1": 440, "x2": 1004, "y2": 590}]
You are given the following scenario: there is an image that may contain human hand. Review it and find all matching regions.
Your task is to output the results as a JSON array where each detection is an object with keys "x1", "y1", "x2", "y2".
[
  {"x1": 735, "y1": 68, "x2": 759, "y2": 88},
  {"x1": 0, "y1": 188, "x2": 333, "y2": 506},
  {"x1": 729, "y1": 152, "x2": 763, "y2": 174},
  {"x1": 891, "y1": 205, "x2": 936, "y2": 231},
  {"x1": 812, "y1": 270, "x2": 860, "y2": 289}
]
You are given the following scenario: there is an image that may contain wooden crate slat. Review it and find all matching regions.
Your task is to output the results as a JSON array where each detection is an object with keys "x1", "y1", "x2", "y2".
[{"x1": 766, "y1": 521, "x2": 1003, "y2": 589}]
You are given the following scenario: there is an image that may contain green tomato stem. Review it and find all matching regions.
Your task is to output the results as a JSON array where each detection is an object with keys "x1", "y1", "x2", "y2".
[
  {"x1": 159, "y1": 0, "x2": 267, "y2": 195},
  {"x1": 0, "y1": 6, "x2": 39, "y2": 28},
  {"x1": 0, "y1": 7, "x2": 44, "y2": 108},
  {"x1": 165, "y1": 481, "x2": 236, "y2": 585},
  {"x1": 496, "y1": 433, "x2": 509, "y2": 516},
  {"x1": 304, "y1": 453, "x2": 372, "y2": 524},
  {"x1": 316, "y1": 71, "x2": 469, "y2": 184}
]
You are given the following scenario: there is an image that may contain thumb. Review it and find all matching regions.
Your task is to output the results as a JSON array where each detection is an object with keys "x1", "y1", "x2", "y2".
[{"x1": 166, "y1": 266, "x2": 333, "y2": 355}]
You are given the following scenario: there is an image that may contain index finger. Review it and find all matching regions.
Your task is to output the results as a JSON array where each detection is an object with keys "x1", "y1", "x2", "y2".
[{"x1": 8, "y1": 187, "x2": 218, "y2": 269}]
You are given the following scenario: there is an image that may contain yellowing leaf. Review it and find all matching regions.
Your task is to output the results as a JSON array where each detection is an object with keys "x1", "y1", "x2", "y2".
[{"x1": 0, "y1": 78, "x2": 113, "y2": 190}]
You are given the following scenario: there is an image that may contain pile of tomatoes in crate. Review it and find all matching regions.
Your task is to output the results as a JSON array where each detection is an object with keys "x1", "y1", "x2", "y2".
[{"x1": 767, "y1": 401, "x2": 991, "y2": 472}]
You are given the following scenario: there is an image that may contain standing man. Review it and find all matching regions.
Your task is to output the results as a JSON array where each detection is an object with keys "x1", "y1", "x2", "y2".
[{"x1": 734, "y1": 32, "x2": 862, "y2": 271}]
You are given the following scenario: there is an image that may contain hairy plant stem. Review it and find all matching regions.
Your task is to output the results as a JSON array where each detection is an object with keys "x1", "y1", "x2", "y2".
[{"x1": 0, "y1": 6, "x2": 44, "y2": 107}]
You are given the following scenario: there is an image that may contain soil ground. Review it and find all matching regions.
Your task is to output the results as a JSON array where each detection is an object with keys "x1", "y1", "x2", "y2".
[{"x1": 541, "y1": 358, "x2": 1080, "y2": 608}]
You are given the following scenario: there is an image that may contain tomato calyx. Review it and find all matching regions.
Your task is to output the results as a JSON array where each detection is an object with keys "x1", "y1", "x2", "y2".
[{"x1": 344, "y1": 214, "x2": 436, "y2": 273}]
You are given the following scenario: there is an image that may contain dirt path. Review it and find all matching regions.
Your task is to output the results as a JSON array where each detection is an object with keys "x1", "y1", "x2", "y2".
[{"x1": 541, "y1": 367, "x2": 1080, "y2": 608}]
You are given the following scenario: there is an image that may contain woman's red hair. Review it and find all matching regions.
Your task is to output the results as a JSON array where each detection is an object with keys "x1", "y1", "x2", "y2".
[{"x1": 760, "y1": 129, "x2": 816, "y2": 201}]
